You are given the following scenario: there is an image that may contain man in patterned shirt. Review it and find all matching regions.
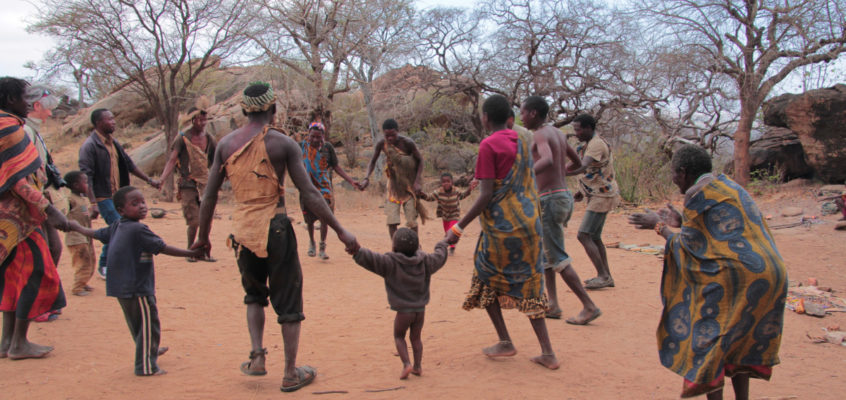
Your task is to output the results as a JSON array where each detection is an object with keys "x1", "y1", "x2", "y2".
[{"x1": 299, "y1": 122, "x2": 359, "y2": 259}]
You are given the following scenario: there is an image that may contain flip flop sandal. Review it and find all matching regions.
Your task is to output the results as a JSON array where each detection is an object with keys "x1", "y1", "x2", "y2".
[
  {"x1": 584, "y1": 277, "x2": 615, "y2": 289},
  {"x1": 545, "y1": 309, "x2": 563, "y2": 319},
  {"x1": 240, "y1": 348, "x2": 268, "y2": 376},
  {"x1": 583, "y1": 277, "x2": 601, "y2": 285},
  {"x1": 281, "y1": 365, "x2": 317, "y2": 392},
  {"x1": 307, "y1": 242, "x2": 316, "y2": 257}
]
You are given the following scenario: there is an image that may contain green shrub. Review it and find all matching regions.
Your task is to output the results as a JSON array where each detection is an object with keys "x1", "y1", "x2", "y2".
[{"x1": 613, "y1": 144, "x2": 675, "y2": 204}]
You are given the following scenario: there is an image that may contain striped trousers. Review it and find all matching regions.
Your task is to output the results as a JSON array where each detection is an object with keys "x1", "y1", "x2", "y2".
[{"x1": 117, "y1": 295, "x2": 161, "y2": 376}]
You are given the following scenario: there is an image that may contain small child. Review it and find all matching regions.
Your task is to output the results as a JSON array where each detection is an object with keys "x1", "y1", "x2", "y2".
[
  {"x1": 353, "y1": 228, "x2": 448, "y2": 379},
  {"x1": 419, "y1": 173, "x2": 478, "y2": 254},
  {"x1": 63, "y1": 171, "x2": 96, "y2": 296},
  {"x1": 69, "y1": 186, "x2": 203, "y2": 376}
]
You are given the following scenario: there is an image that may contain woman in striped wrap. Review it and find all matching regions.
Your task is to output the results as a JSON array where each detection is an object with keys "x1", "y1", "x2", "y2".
[{"x1": 0, "y1": 77, "x2": 70, "y2": 360}]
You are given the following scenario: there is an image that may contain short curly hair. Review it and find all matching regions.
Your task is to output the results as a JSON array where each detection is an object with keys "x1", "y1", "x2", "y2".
[
  {"x1": 392, "y1": 228, "x2": 419, "y2": 257},
  {"x1": 671, "y1": 145, "x2": 712, "y2": 178}
]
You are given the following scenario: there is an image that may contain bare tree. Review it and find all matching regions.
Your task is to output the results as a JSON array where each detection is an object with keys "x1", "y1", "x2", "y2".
[
  {"x1": 30, "y1": 0, "x2": 251, "y2": 200},
  {"x1": 636, "y1": 0, "x2": 846, "y2": 186},
  {"x1": 345, "y1": 0, "x2": 416, "y2": 144},
  {"x1": 416, "y1": 7, "x2": 487, "y2": 137},
  {"x1": 251, "y1": 0, "x2": 381, "y2": 134},
  {"x1": 24, "y1": 37, "x2": 96, "y2": 105}
]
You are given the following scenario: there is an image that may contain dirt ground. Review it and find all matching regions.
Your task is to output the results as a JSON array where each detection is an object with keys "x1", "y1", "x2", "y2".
[
  {"x1": 1, "y1": 181, "x2": 844, "y2": 400},
  {"x1": 4, "y1": 121, "x2": 846, "y2": 399}
]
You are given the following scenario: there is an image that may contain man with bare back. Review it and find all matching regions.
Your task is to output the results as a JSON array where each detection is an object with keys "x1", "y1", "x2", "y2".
[
  {"x1": 193, "y1": 82, "x2": 359, "y2": 393},
  {"x1": 520, "y1": 96, "x2": 601, "y2": 325}
]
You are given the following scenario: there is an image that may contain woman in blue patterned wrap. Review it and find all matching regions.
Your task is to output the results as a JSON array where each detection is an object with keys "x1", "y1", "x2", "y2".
[{"x1": 628, "y1": 145, "x2": 787, "y2": 399}]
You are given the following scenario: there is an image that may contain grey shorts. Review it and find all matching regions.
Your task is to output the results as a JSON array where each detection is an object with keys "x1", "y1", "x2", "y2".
[
  {"x1": 385, "y1": 198, "x2": 418, "y2": 228},
  {"x1": 540, "y1": 190, "x2": 574, "y2": 271},
  {"x1": 579, "y1": 210, "x2": 608, "y2": 241}
]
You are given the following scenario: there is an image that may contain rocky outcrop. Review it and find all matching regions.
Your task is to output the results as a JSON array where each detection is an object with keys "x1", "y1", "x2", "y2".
[
  {"x1": 749, "y1": 127, "x2": 813, "y2": 180},
  {"x1": 763, "y1": 84, "x2": 846, "y2": 183}
]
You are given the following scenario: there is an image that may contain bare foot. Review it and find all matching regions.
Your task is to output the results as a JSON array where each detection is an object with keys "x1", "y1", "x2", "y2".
[
  {"x1": 411, "y1": 366, "x2": 422, "y2": 376},
  {"x1": 530, "y1": 354, "x2": 560, "y2": 370},
  {"x1": 400, "y1": 364, "x2": 413, "y2": 379},
  {"x1": 157, "y1": 346, "x2": 169, "y2": 356},
  {"x1": 8, "y1": 341, "x2": 53, "y2": 360},
  {"x1": 545, "y1": 307, "x2": 563, "y2": 319},
  {"x1": 483, "y1": 341, "x2": 517, "y2": 358},
  {"x1": 566, "y1": 308, "x2": 602, "y2": 325}
]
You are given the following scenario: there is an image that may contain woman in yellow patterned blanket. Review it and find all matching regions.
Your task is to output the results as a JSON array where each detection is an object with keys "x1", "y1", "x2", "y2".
[
  {"x1": 629, "y1": 145, "x2": 787, "y2": 399},
  {"x1": 446, "y1": 95, "x2": 558, "y2": 370}
]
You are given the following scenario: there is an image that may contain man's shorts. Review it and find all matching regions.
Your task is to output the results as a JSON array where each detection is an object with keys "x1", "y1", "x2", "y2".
[
  {"x1": 385, "y1": 198, "x2": 418, "y2": 228},
  {"x1": 300, "y1": 195, "x2": 334, "y2": 225},
  {"x1": 179, "y1": 187, "x2": 201, "y2": 226},
  {"x1": 540, "y1": 190, "x2": 574, "y2": 272},
  {"x1": 231, "y1": 214, "x2": 304, "y2": 324},
  {"x1": 579, "y1": 210, "x2": 608, "y2": 241}
]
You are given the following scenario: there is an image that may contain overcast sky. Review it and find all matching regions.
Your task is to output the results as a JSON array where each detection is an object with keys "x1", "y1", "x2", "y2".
[
  {"x1": 0, "y1": 0, "x2": 477, "y2": 80},
  {"x1": 1, "y1": 0, "x2": 836, "y2": 93}
]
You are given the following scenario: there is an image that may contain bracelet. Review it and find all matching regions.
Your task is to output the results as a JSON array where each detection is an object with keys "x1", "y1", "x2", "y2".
[
  {"x1": 654, "y1": 222, "x2": 666, "y2": 235},
  {"x1": 450, "y1": 224, "x2": 463, "y2": 237}
]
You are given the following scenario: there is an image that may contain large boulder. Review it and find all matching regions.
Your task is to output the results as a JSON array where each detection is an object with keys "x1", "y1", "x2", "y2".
[
  {"x1": 749, "y1": 127, "x2": 813, "y2": 180},
  {"x1": 763, "y1": 84, "x2": 846, "y2": 183},
  {"x1": 62, "y1": 86, "x2": 155, "y2": 137}
]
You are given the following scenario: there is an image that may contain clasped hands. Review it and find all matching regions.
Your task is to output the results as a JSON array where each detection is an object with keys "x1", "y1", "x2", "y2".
[{"x1": 628, "y1": 203, "x2": 682, "y2": 230}]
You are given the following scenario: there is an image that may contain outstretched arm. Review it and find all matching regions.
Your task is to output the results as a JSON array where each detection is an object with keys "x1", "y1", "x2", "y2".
[
  {"x1": 360, "y1": 139, "x2": 385, "y2": 190},
  {"x1": 158, "y1": 140, "x2": 182, "y2": 189},
  {"x1": 445, "y1": 179, "x2": 494, "y2": 244},
  {"x1": 410, "y1": 140, "x2": 424, "y2": 194},
  {"x1": 332, "y1": 164, "x2": 359, "y2": 189},
  {"x1": 193, "y1": 144, "x2": 226, "y2": 255},
  {"x1": 352, "y1": 247, "x2": 392, "y2": 277},
  {"x1": 283, "y1": 136, "x2": 359, "y2": 253},
  {"x1": 131, "y1": 165, "x2": 160, "y2": 189},
  {"x1": 161, "y1": 244, "x2": 205, "y2": 259},
  {"x1": 67, "y1": 220, "x2": 97, "y2": 238}
]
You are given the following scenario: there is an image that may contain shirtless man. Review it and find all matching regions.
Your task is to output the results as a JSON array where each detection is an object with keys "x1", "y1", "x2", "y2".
[
  {"x1": 193, "y1": 82, "x2": 358, "y2": 392},
  {"x1": 359, "y1": 119, "x2": 425, "y2": 239},
  {"x1": 521, "y1": 96, "x2": 601, "y2": 325},
  {"x1": 159, "y1": 105, "x2": 216, "y2": 261}
]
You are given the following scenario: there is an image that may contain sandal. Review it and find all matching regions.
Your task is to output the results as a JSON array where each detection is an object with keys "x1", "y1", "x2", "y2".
[
  {"x1": 307, "y1": 242, "x2": 316, "y2": 257},
  {"x1": 584, "y1": 277, "x2": 615, "y2": 290},
  {"x1": 281, "y1": 365, "x2": 317, "y2": 392},
  {"x1": 240, "y1": 348, "x2": 268, "y2": 376},
  {"x1": 318, "y1": 242, "x2": 328, "y2": 260}
]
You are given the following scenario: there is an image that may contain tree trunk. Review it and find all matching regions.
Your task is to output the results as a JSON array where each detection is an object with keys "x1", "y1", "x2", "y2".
[
  {"x1": 732, "y1": 102, "x2": 757, "y2": 187},
  {"x1": 161, "y1": 112, "x2": 178, "y2": 201},
  {"x1": 362, "y1": 83, "x2": 379, "y2": 143}
]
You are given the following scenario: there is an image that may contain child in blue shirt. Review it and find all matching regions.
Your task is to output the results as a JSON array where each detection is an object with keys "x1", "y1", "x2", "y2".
[{"x1": 70, "y1": 186, "x2": 202, "y2": 376}]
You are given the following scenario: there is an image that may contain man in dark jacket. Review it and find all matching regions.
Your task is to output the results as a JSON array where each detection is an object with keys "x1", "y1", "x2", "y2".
[{"x1": 78, "y1": 108, "x2": 160, "y2": 279}]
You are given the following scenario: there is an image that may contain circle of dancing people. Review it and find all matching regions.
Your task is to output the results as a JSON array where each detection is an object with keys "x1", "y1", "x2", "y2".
[{"x1": 0, "y1": 78, "x2": 787, "y2": 399}]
